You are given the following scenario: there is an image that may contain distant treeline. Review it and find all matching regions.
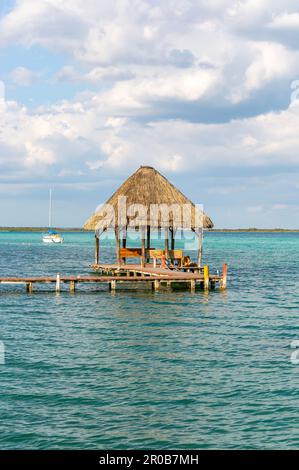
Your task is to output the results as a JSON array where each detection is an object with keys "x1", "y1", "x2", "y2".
[
  {"x1": 0, "y1": 227, "x2": 298, "y2": 233},
  {"x1": 0, "y1": 227, "x2": 92, "y2": 232},
  {"x1": 210, "y1": 228, "x2": 299, "y2": 232}
]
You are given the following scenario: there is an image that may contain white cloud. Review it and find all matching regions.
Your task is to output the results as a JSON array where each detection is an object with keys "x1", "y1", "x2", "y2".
[
  {"x1": 56, "y1": 65, "x2": 134, "y2": 84},
  {"x1": 10, "y1": 66, "x2": 38, "y2": 86},
  {"x1": 269, "y1": 12, "x2": 299, "y2": 30},
  {"x1": 2, "y1": 88, "x2": 299, "y2": 183},
  {"x1": 97, "y1": 67, "x2": 220, "y2": 111},
  {"x1": 1, "y1": 0, "x2": 299, "y2": 189},
  {"x1": 244, "y1": 42, "x2": 297, "y2": 92},
  {"x1": 159, "y1": 154, "x2": 184, "y2": 172},
  {"x1": 1, "y1": 0, "x2": 299, "y2": 111},
  {"x1": 0, "y1": 80, "x2": 5, "y2": 112},
  {"x1": 25, "y1": 141, "x2": 56, "y2": 166}
]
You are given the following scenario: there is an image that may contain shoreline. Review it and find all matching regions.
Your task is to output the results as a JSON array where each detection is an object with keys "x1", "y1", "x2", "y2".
[{"x1": 0, "y1": 227, "x2": 299, "y2": 233}]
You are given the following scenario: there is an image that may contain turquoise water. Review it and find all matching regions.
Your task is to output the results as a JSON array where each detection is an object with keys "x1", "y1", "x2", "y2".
[{"x1": 0, "y1": 231, "x2": 299, "y2": 449}]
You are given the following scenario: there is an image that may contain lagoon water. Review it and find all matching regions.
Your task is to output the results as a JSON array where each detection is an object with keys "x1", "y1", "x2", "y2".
[{"x1": 0, "y1": 231, "x2": 299, "y2": 449}]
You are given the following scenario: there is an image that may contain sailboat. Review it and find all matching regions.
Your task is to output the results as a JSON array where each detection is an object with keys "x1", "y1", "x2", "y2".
[{"x1": 42, "y1": 189, "x2": 64, "y2": 244}]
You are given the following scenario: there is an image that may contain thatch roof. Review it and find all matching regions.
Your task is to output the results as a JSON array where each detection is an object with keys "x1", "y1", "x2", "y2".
[{"x1": 84, "y1": 166, "x2": 213, "y2": 231}]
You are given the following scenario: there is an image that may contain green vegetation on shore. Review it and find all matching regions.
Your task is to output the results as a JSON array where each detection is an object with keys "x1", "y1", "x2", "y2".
[
  {"x1": 210, "y1": 228, "x2": 299, "y2": 232},
  {"x1": 0, "y1": 227, "x2": 298, "y2": 233},
  {"x1": 0, "y1": 227, "x2": 92, "y2": 233}
]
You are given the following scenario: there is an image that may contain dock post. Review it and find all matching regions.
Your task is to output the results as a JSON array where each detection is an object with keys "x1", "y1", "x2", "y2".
[
  {"x1": 141, "y1": 227, "x2": 146, "y2": 267},
  {"x1": 116, "y1": 229, "x2": 121, "y2": 268},
  {"x1": 164, "y1": 228, "x2": 169, "y2": 262},
  {"x1": 26, "y1": 282, "x2": 33, "y2": 293},
  {"x1": 56, "y1": 274, "x2": 61, "y2": 293},
  {"x1": 190, "y1": 279, "x2": 196, "y2": 292},
  {"x1": 122, "y1": 227, "x2": 127, "y2": 264},
  {"x1": 197, "y1": 228, "x2": 203, "y2": 267},
  {"x1": 220, "y1": 263, "x2": 228, "y2": 289},
  {"x1": 110, "y1": 280, "x2": 116, "y2": 291},
  {"x1": 70, "y1": 280, "x2": 76, "y2": 293},
  {"x1": 146, "y1": 226, "x2": 151, "y2": 263},
  {"x1": 203, "y1": 265, "x2": 209, "y2": 290},
  {"x1": 153, "y1": 280, "x2": 160, "y2": 291},
  {"x1": 95, "y1": 235, "x2": 99, "y2": 265}
]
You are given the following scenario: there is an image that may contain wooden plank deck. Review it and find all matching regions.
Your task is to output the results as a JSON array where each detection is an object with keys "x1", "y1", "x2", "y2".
[
  {"x1": 0, "y1": 264, "x2": 227, "y2": 293},
  {"x1": 92, "y1": 263, "x2": 205, "y2": 278}
]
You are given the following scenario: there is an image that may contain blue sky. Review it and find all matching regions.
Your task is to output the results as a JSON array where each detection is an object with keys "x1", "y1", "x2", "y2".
[{"x1": 0, "y1": 0, "x2": 299, "y2": 228}]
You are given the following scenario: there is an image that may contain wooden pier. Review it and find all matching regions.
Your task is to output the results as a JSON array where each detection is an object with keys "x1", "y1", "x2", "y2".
[{"x1": 0, "y1": 264, "x2": 227, "y2": 293}]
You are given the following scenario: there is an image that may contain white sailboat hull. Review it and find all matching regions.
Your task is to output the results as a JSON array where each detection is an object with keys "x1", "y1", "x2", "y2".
[
  {"x1": 43, "y1": 234, "x2": 64, "y2": 244},
  {"x1": 42, "y1": 189, "x2": 64, "y2": 244}
]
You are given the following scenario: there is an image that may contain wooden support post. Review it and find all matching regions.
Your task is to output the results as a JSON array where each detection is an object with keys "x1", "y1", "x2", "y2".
[
  {"x1": 110, "y1": 280, "x2": 116, "y2": 291},
  {"x1": 171, "y1": 228, "x2": 175, "y2": 251},
  {"x1": 203, "y1": 265, "x2": 209, "y2": 290},
  {"x1": 95, "y1": 235, "x2": 99, "y2": 265},
  {"x1": 26, "y1": 282, "x2": 33, "y2": 293},
  {"x1": 197, "y1": 229, "x2": 203, "y2": 267},
  {"x1": 122, "y1": 228, "x2": 127, "y2": 264},
  {"x1": 141, "y1": 227, "x2": 146, "y2": 267},
  {"x1": 190, "y1": 279, "x2": 196, "y2": 292},
  {"x1": 170, "y1": 227, "x2": 175, "y2": 263},
  {"x1": 153, "y1": 279, "x2": 160, "y2": 291},
  {"x1": 164, "y1": 228, "x2": 169, "y2": 261},
  {"x1": 56, "y1": 273, "x2": 61, "y2": 293},
  {"x1": 220, "y1": 263, "x2": 228, "y2": 289},
  {"x1": 70, "y1": 280, "x2": 76, "y2": 293},
  {"x1": 146, "y1": 226, "x2": 150, "y2": 263},
  {"x1": 115, "y1": 229, "x2": 121, "y2": 267}
]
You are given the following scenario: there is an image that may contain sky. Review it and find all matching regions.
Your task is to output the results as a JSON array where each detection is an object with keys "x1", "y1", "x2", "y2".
[{"x1": 1, "y1": 0, "x2": 299, "y2": 228}]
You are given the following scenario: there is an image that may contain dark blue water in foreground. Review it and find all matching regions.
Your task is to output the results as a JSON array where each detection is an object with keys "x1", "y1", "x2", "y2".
[{"x1": 0, "y1": 231, "x2": 299, "y2": 449}]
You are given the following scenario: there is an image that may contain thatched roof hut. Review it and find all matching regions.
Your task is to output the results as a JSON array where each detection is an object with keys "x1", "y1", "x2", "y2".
[
  {"x1": 84, "y1": 166, "x2": 213, "y2": 268},
  {"x1": 84, "y1": 166, "x2": 213, "y2": 230}
]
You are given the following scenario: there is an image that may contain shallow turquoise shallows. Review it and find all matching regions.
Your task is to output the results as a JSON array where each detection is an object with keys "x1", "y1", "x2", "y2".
[{"x1": 0, "y1": 231, "x2": 299, "y2": 449}]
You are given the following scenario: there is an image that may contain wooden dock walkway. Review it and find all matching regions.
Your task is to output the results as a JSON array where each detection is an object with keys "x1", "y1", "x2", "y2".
[
  {"x1": 92, "y1": 263, "x2": 204, "y2": 277},
  {"x1": 0, "y1": 264, "x2": 227, "y2": 293}
]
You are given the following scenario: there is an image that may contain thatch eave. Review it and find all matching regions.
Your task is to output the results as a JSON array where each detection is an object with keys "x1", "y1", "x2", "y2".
[{"x1": 84, "y1": 166, "x2": 214, "y2": 231}]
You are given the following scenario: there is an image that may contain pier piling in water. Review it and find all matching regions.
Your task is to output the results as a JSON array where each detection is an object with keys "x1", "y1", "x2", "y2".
[
  {"x1": 0, "y1": 264, "x2": 227, "y2": 293},
  {"x1": 69, "y1": 280, "x2": 76, "y2": 293},
  {"x1": 56, "y1": 274, "x2": 61, "y2": 293},
  {"x1": 204, "y1": 265, "x2": 210, "y2": 290},
  {"x1": 26, "y1": 282, "x2": 33, "y2": 294},
  {"x1": 220, "y1": 263, "x2": 228, "y2": 289}
]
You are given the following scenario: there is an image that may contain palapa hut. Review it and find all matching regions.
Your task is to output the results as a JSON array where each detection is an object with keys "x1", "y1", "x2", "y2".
[{"x1": 84, "y1": 166, "x2": 213, "y2": 269}]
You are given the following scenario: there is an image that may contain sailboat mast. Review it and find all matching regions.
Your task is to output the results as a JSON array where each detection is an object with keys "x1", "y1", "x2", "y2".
[{"x1": 49, "y1": 189, "x2": 52, "y2": 228}]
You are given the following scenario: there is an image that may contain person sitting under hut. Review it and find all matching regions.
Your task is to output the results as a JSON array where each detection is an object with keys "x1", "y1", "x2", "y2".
[{"x1": 182, "y1": 256, "x2": 198, "y2": 270}]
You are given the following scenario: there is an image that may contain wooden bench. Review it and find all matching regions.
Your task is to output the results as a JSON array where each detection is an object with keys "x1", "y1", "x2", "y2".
[
  {"x1": 120, "y1": 248, "x2": 143, "y2": 259},
  {"x1": 119, "y1": 248, "x2": 184, "y2": 267},
  {"x1": 149, "y1": 249, "x2": 184, "y2": 267}
]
